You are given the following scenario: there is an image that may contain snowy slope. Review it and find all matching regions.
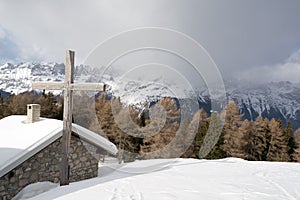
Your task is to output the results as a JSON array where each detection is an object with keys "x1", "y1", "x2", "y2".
[{"x1": 15, "y1": 158, "x2": 300, "y2": 200}]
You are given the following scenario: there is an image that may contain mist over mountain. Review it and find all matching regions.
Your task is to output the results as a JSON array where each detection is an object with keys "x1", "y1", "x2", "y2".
[{"x1": 1, "y1": 62, "x2": 300, "y2": 130}]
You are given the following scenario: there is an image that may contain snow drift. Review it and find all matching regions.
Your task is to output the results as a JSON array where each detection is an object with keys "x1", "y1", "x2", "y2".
[{"x1": 15, "y1": 158, "x2": 300, "y2": 200}]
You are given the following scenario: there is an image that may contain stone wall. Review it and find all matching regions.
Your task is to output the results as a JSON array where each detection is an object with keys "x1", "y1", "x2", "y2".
[{"x1": 0, "y1": 133, "x2": 99, "y2": 200}]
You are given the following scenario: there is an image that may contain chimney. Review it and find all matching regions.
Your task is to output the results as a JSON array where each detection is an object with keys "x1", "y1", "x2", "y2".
[{"x1": 27, "y1": 104, "x2": 41, "y2": 123}]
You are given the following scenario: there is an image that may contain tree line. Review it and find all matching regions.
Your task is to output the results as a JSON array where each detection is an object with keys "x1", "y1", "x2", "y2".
[
  {"x1": 0, "y1": 91, "x2": 63, "y2": 120},
  {"x1": 0, "y1": 91, "x2": 299, "y2": 163},
  {"x1": 90, "y1": 93, "x2": 300, "y2": 162}
]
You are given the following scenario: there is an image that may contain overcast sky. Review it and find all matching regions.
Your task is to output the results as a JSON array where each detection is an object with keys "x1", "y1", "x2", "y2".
[{"x1": 1, "y1": 0, "x2": 300, "y2": 83}]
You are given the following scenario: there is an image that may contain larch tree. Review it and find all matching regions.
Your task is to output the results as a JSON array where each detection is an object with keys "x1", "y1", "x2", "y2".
[
  {"x1": 94, "y1": 93, "x2": 143, "y2": 162},
  {"x1": 7, "y1": 92, "x2": 35, "y2": 115},
  {"x1": 221, "y1": 100, "x2": 243, "y2": 157},
  {"x1": 242, "y1": 117, "x2": 268, "y2": 161},
  {"x1": 253, "y1": 116, "x2": 268, "y2": 160},
  {"x1": 237, "y1": 119, "x2": 252, "y2": 159},
  {"x1": 140, "y1": 97, "x2": 180, "y2": 159},
  {"x1": 266, "y1": 119, "x2": 290, "y2": 162}
]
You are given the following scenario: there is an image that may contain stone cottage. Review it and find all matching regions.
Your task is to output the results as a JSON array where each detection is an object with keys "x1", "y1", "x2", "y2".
[{"x1": 0, "y1": 104, "x2": 118, "y2": 199}]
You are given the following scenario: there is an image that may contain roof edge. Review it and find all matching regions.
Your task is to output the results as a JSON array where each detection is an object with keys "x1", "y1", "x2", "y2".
[
  {"x1": 0, "y1": 122, "x2": 118, "y2": 178},
  {"x1": 0, "y1": 127, "x2": 63, "y2": 178},
  {"x1": 71, "y1": 124, "x2": 118, "y2": 155}
]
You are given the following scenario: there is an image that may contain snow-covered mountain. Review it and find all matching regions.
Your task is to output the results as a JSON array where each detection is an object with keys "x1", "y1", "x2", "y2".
[
  {"x1": 1, "y1": 62, "x2": 300, "y2": 129},
  {"x1": 224, "y1": 80, "x2": 300, "y2": 129},
  {"x1": 196, "y1": 80, "x2": 300, "y2": 130},
  {"x1": 0, "y1": 62, "x2": 105, "y2": 94},
  {"x1": 0, "y1": 62, "x2": 65, "y2": 94}
]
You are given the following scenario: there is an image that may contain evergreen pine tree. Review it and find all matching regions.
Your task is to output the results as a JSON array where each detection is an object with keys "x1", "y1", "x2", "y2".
[
  {"x1": 178, "y1": 117, "x2": 195, "y2": 158},
  {"x1": 72, "y1": 92, "x2": 96, "y2": 129},
  {"x1": 181, "y1": 109, "x2": 208, "y2": 158},
  {"x1": 139, "y1": 110, "x2": 146, "y2": 127},
  {"x1": 292, "y1": 128, "x2": 300, "y2": 162},
  {"x1": 0, "y1": 93, "x2": 3, "y2": 105},
  {"x1": 199, "y1": 112, "x2": 223, "y2": 159},
  {"x1": 285, "y1": 121, "x2": 296, "y2": 161},
  {"x1": 0, "y1": 94, "x2": 3, "y2": 119},
  {"x1": 35, "y1": 92, "x2": 59, "y2": 119}
]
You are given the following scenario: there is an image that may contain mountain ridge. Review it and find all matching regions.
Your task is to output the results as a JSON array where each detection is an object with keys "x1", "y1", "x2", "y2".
[{"x1": 1, "y1": 62, "x2": 300, "y2": 129}]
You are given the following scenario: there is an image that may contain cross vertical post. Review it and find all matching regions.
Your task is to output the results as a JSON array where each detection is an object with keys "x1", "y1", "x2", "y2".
[
  {"x1": 32, "y1": 50, "x2": 107, "y2": 186},
  {"x1": 60, "y1": 50, "x2": 74, "y2": 186}
]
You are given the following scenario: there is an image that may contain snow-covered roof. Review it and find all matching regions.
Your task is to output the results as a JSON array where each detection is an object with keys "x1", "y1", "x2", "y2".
[{"x1": 0, "y1": 115, "x2": 118, "y2": 178}]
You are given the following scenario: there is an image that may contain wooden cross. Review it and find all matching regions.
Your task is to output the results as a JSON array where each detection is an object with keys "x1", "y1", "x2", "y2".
[{"x1": 32, "y1": 50, "x2": 106, "y2": 186}]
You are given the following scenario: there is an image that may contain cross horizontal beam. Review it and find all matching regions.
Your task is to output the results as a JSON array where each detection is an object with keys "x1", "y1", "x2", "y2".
[
  {"x1": 32, "y1": 82, "x2": 64, "y2": 90},
  {"x1": 32, "y1": 82, "x2": 106, "y2": 91}
]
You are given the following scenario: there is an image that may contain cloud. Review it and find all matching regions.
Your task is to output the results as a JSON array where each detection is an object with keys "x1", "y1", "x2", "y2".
[
  {"x1": 0, "y1": 26, "x2": 20, "y2": 63},
  {"x1": 0, "y1": 26, "x2": 46, "y2": 63},
  {"x1": 286, "y1": 49, "x2": 300, "y2": 63},
  {"x1": 0, "y1": 0, "x2": 173, "y2": 63},
  {"x1": 0, "y1": 0, "x2": 300, "y2": 83},
  {"x1": 0, "y1": 27, "x2": 6, "y2": 39},
  {"x1": 238, "y1": 49, "x2": 300, "y2": 83},
  {"x1": 0, "y1": 40, "x2": 19, "y2": 63}
]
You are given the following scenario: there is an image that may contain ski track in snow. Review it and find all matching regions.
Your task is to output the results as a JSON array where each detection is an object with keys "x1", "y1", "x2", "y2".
[
  {"x1": 14, "y1": 158, "x2": 300, "y2": 200},
  {"x1": 254, "y1": 171, "x2": 296, "y2": 200},
  {"x1": 109, "y1": 180, "x2": 143, "y2": 200}
]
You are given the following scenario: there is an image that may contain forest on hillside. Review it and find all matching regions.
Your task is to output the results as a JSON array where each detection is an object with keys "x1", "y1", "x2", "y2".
[{"x1": 0, "y1": 91, "x2": 299, "y2": 163}]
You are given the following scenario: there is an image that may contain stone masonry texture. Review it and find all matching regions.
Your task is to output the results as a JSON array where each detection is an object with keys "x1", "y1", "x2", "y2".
[{"x1": 0, "y1": 133, "x2": 99, "y2": 199}]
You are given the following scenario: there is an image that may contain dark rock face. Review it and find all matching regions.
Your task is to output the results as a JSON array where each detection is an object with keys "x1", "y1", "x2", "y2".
[
  {"x1": 0, "y1": 90, "x2": 10, "y2": 100},
  {"x1": 196, "y1": 81, "x2": 300, "y2": 130}
]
